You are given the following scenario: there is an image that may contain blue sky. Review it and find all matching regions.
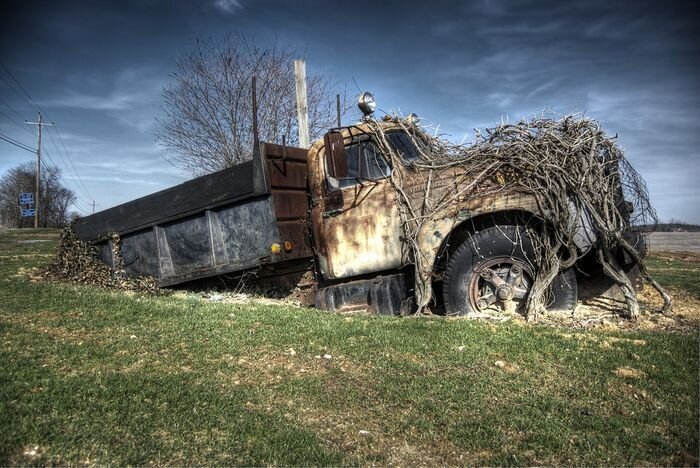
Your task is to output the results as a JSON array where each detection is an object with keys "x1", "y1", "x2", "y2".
[{"x1": 0, "y1": 0, "x2": 698, "y2": 222}]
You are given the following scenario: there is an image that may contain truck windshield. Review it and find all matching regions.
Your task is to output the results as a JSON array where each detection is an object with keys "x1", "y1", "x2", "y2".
[
  {"x1": 329, "y1": 140, "x2": 391, "y2": 190},
  {"x1": 386, "y1": 132, "x2": 420, "y2": 162}
]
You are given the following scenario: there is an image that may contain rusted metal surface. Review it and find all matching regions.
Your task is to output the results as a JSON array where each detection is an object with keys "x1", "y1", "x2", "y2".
[
  {"x1": 309, "y1": 125, "x2": 404, "y2": 279},
  {"x1": 307, "y1": 122, "x2": 542, "y2": 285},
  {"x1": 469, "y1": 257, "x2": 534, "y2": 314},
  {"x1": 264, "y1": 142, "x2": 313, "y2": 260},
  {"x1": 315, "y1": 273, "x2": 409, "y2": 315}
]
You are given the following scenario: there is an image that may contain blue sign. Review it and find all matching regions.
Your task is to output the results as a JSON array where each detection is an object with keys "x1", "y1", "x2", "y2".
[
  {"x1": 19, "y1": 192, "x2": 34, "y2": 205},
  {"x1": 21, "y1": 209, "x2": 35, "y2": 217}
]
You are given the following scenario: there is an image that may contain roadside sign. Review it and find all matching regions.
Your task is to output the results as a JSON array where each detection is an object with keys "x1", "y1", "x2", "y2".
[
  {"x1": 21, "y1": 209, "x2": 35, "y2": 217},
  {"x1": 19, "y1": 192, "x2": 34, "y2": 205}
]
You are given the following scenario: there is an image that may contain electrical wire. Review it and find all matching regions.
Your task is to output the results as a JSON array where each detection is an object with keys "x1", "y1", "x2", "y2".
[
  {"x1": 48, "y1": 126, "x2": 94, "y2": 200},
  {"x1": 0, "y1": 61, "x2": 42, "y2": 113},
  {"x1": 0, "y1": 108, "x2": 35, "y2": 136},
  {"x1": 71, "y1": 200, "x2": 89, "y2": 215},
  {"x1": 1, "y1": 61, "x2": 95, "y2": 202},
  {"x1": 0, "y1": 96, "x2": 35, "y2": 134},
  {"x1": 0, "y1": 131, "x2": 34, "y2": 153}
]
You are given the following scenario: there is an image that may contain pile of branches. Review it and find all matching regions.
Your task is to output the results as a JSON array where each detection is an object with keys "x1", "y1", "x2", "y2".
[
  {"x1": 368, "y1": 114, "x2": 671, "y2": 320},
  {"x1": 45, "y1": 227, "x2": 159, "y2": 294}
]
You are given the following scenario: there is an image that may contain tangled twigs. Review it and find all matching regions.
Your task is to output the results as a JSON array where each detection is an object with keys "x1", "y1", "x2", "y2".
[
  {"x1": 367, "y1": 114, "x2": 668, "y2": 319},
  {"x1": 45, "y1": 226, "x2": 159, "y2": 294},
  {"x1": 618, "y1": 235, "x2": 673, "y2": 314}
]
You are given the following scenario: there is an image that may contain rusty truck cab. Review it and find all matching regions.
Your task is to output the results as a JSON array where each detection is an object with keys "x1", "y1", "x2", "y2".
[
  {"x1": 307, "y1": 121, "x2": 415, "y2": 314},
  {"x1": 306, "y1": 95, "x2": 569, "y2": 315},
  {"x1": 307, "y1": 122, "x2": 409, "y2": 281}
]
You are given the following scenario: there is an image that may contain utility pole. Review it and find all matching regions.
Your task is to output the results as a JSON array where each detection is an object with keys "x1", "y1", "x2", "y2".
[
  {"x1": 92, "y1": 200, "x2": 96, "y2": 214},
  {"x1": 336, "y1": 94, "x2": 341, "y2": 128},
  {"x1": 25, "y1": 112, "x2": 53, "y2": 228},
  {"x1": 294, "y1": 60, "x2": 309, "y2": 148}
]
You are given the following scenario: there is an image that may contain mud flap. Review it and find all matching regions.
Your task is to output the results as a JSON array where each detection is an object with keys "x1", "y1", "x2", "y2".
[{"x1": 315, "y1": 273, "x2": 412, "y2": 315}]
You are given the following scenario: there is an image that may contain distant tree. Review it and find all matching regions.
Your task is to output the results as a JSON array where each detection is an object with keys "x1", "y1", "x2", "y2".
[
  {"x1": 0, "y1": 162, "x2": 76, "y2": 228},
  {"x1": 157, "y1": 33, "x2": 348, "y2": 176}
]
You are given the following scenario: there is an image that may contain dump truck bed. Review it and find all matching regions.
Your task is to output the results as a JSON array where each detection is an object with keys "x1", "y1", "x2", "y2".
[{"x1": 73, "y1": 143, "x2": 312, "y2": 286}]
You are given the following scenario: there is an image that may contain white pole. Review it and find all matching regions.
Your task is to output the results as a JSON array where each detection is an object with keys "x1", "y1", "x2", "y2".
[{"x1": 294, "y1": 59, "x2": 309, "y2": 148}]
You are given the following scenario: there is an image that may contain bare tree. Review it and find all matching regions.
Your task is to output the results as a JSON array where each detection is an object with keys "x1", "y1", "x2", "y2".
[
  {"x1": 157, "y1": 33, "x2": 348, "y2": 176},
  {"x1": 0, "y1": 162, "x2": 76, "y2": 228}
]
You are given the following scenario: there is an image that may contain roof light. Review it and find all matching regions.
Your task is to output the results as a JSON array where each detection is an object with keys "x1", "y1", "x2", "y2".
[{"x1": 358, "y1": 92, "x2": 376, "y2": 116}]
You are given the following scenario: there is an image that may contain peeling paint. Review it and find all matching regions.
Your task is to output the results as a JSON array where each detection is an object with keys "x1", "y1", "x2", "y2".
[{"x1": 308, "y1": 122, "x2": 542, "y2": 292}]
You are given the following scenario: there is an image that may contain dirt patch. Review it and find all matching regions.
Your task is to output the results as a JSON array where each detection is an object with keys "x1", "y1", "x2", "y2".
[
  {"x1": 494, "y1": 360, "x2": 519, "y2": 373},
  {"x1": 287, "y1": 405, "x2": 470, "y2": 466},
  {"x1": 601, "y1": 336, "x2": 647, "y2": 348},
  {"x1": 650, "y1": 250, "x2": 700, "y2": 263},
  {"x1": 172, "y1": 290, "x2": 302, "y2": 308},
  {"x1": 460, "y1": 283, "x2": 698, "y2": 333},
  {"x1": 222, "y1": 349, "x2": 371, "y2": 388},
  {"x1": 638, "y1": 286, "x2": 700, "y2": 327},
  {"x1": 614, "y1": 366, "x2": 646, "y2": 379},
  {"x1": 222, "y1": 349, "x2": 486, "y2": 465},
  {"x1": 11, "y1": 267, "x2": 45, "y2": 282}
]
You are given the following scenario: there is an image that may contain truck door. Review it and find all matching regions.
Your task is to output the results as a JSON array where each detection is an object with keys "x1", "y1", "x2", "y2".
[{"x1": 314, "y1": 133, "x2": 403, "y2": 279}]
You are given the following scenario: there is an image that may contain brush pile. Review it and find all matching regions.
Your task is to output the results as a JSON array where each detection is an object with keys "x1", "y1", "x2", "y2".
[
  {"x1": 45, "y1": 227, "x2": 159, "y2": 293},
  {"x1": 369, "y1": 114, "x2": 671, "y2": 319}
]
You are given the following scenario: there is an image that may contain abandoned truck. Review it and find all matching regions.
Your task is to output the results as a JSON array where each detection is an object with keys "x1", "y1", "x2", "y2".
[{"x1": 73, "y1": 93, "x2": 643, "y2": 315}]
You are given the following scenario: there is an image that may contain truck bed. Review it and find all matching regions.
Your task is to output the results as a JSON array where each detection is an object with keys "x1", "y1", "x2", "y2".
[{"x1": 73, "y1": 143, "x2": 312, "y2": 286}]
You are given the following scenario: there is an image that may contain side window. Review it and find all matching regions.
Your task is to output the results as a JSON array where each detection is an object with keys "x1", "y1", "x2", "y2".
[
  {"x1": 386, "y1": 132, "x2": 420, "y2": 163},
  {"x1": 328, "y1": 140, "x2": 391, "y2": 190}
]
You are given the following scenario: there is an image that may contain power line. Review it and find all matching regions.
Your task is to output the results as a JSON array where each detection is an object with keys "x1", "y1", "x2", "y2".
[
  {"x1": 0, "y1": 61, "x2": 41, "y2": 113},
  {"x1": 41, "y1": 148, "x2": 61, "y2": 172},
  {"x1": 48, "y1": 126, "x2": 93, "y2": 200},
  {"x1": 0, "y1": 131, "x2": 35, "y2": 152},
  {"x1": 1, "y1": 61, "x2": 95, "y2": 203},
  {"x1": 1, "y1": 63, "x2": 100, "y2": 224},
  {"x1": 0, "y1": 108, "x2": 35, "y2": 135},
  {"x1": 44, "y1": 129, "x2": 87, "y2": 195},
  {"x1": 0, "y1": 96, "x2": 34, "y2": 133},
  {"x1": 71, "y1": 200, "x2": 89, "y2": 215}
]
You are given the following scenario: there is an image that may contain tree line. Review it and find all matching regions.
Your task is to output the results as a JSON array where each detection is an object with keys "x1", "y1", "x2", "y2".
[{"x1": 0, "y1": 162, "x2": 76, "y2": 228}]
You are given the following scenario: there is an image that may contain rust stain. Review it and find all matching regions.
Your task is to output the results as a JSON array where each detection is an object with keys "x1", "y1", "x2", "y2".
[{"x1": 307, "y1": 122, "x2": 543, "y2": 291}]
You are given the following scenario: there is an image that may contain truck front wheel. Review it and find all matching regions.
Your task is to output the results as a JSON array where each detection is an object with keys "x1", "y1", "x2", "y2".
[{"x1": 442, "y1": 225, "x2": 577, "y2": 316}]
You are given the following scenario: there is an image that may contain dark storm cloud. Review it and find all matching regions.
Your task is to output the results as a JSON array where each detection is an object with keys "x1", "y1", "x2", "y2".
[{"x1": 0, "y1": 0, "x2": 698, "y2": 221}]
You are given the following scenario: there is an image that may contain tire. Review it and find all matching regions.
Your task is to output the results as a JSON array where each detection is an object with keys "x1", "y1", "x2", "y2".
[{"x1": 443, "y1": 225, "x2": 577, "y2": 316}]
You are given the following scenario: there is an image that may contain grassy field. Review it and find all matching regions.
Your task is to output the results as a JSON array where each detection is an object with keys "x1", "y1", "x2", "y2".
[
  {"x1": 644, "y1": 252, "x2": 700, "y2": 300},
  {"x1": 1, "y1": 228, "x2": 698, "y2": 465}
]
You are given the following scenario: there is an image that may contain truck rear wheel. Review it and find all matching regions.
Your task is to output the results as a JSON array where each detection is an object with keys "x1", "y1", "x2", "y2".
[{"x1": 443, "y1": 225, "x2": 577, "y2": 316}]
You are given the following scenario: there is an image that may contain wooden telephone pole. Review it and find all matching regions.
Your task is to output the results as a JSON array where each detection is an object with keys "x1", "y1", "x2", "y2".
[
  {"x1": 25, "y1": 112, "x2": 53, "y2": 228},
  {"x1": 294, "y1": 60, "x2": 309, "y2": 148}
]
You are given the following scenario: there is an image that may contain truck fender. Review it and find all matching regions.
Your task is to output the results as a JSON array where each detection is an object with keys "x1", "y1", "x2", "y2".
[{"x1": 412, "y1": 196, "x2": 540, "y2": 309}]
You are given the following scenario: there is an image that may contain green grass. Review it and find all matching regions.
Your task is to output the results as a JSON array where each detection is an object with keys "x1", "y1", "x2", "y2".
[
  {"x1": 644, "y1": 253, "x2": 700, "y2": 299},
  {"x1": 1, "y1": 229, "x2": 698, "y2": 465}
]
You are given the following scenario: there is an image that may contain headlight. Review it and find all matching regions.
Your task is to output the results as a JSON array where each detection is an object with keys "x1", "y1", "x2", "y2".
[
  {"x1": 358, "y1": 92, "x2": 376, "y2": 115},
  {"x1": 406, "y1": 113, "x2": 421, "y2": 125}
]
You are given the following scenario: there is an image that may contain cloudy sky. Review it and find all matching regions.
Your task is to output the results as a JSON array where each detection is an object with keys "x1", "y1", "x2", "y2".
[{"x1": 0, "y1": 0, "x2": 698, "y2": 222}]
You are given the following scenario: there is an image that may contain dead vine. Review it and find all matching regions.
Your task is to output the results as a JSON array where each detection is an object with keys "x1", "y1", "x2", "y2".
[
  {"x1": 367, "y1": 114, "x2": 670, "y2": 320},
  {"x1": 45, "y1": 226, "x2": 159, "y2": 293}
]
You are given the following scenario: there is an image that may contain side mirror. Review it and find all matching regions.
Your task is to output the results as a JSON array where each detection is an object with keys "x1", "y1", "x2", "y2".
[{"x1": 324, "y1": 132, "x2": 347, "y2": 179}]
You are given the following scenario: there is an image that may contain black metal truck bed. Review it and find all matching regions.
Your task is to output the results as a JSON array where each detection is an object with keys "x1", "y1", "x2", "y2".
[{"x1": 73, "y1": 143, "x2": 312, "y2": 286}]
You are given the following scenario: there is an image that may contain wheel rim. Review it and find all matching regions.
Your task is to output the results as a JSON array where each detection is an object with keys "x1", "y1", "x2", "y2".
[{"x1": 468, "y1": 256, "x2": 534, "y2": 315}]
